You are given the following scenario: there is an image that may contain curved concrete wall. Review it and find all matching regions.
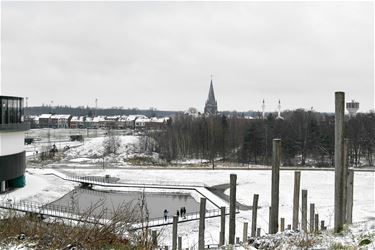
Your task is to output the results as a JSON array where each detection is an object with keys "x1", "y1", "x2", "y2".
[
  {"x1": 0, "y1": 131, "x2": 24, "y2": 156},
  {"x1": 0, "y1": 151, "x2": 25, "y2": 182}
]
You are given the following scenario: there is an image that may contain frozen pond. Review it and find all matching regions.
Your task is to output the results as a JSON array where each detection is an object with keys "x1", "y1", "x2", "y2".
[{"x1": 50, "y1": 188, "x2": 201, "y2": 220}]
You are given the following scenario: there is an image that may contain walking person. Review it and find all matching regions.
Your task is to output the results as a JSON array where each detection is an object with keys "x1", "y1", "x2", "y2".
[
  {"x1": 180, "y1": 207, "x2": 183, "y2": 218},
  {"x1": 164, "y1": 209, "x2": 168, "y2": 221}
]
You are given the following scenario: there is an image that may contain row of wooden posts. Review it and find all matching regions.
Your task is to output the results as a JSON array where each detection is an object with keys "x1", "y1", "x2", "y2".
[
  {"x1": 152, "y1": 92, "x2": 353, "y2": 249},
  {"x1": 152, "y1": 161, "x2": 354, "y2": 249}
]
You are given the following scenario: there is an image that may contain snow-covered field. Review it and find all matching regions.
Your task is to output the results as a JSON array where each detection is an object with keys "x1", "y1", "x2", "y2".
[{"x1": 2, "y1": 168, "x2": 374, "y2": 248}]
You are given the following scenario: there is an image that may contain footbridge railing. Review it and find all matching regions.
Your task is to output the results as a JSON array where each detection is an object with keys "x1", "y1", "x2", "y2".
[
  {"x1": 0, "y1": 200, "x2": 107, "y2": 225},
  {"x1": 131, "y1": 207, "x2": 239, "y2": 230}
]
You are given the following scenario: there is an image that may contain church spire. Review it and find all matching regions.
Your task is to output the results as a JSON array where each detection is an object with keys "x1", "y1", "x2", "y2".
[
  {"x1": 204, "y1": 76, "x2": 218, "y2": 115},
  {"x1": 208, "y1": 78, "x2": 216, "y2": 103}
]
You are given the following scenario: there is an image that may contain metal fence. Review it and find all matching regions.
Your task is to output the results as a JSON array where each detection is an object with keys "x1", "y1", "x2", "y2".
[
  {"x1": 56, "y1": 173, "x2": 207, "y2": 188},
  {"x1": 132, "y1": 207, "x2": 239, "y2": 229},
  {"x1": 0, "y1": 200, "x2": 105, "y2": 224}
]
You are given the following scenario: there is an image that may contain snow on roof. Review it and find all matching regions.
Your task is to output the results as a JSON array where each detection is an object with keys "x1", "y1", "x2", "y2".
[
  {"x1": 135, "y1": 117, "x2": 151, "y2": 123},
  {"x1": 149, "y1": 117, "x2": 170, "y2": 123},
  {"x1": 51, "y1": 114, "x2": 71, "y2": 119},
  {"x1": 105, "y1": 116, "x2": 120, "y2": 120},
  {"x1": 71, "y1": 116, "x2": 84, "y2": 122},
  {"x1": 93, "y1": 116, "x2": 106, "y2": 122},
  {"x1": 126, "y1": 115, "x2": 148, "y2": 121},
  {"x1": 39, "y1": 114, "x2": 52, "y2": 119}
]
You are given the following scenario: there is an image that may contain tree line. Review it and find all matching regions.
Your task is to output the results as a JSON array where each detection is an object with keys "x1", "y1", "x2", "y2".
[{"x1": 150, "y1": 110, "x2": 375, "y2": 167}]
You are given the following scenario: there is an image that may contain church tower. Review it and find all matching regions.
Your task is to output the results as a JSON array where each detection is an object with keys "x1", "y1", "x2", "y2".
[{"x1": 204, "y1": 77, "x2": 218, "y2": 115}]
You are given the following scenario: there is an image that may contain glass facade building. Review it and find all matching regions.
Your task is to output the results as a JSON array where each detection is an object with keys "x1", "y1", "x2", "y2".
[
  {"x1": 0, "y1": 95, "x2": 28, "y2": 192},
  {"x1": 0, "y1": 96, "x2": 24, "y2": 124}
]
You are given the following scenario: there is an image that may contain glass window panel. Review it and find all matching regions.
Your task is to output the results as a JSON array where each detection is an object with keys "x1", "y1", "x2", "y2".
[
  {"x1": 3, "y1": 99, "x2": 8, "y2": 124},
  {"x1": 20, "y1": 99, "x2": 24, "y2": 122},
  {"x1": 0, "y1": 98, "x2": 2, "y2": 124}
]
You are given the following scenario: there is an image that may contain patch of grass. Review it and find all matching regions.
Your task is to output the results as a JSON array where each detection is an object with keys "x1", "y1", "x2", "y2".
[
  {"x1": 329, "y1": 242, "x2": 356, "y2": 250},
  {"x1": 0, "y1": 199, "x2": 156, "y2": 250}
]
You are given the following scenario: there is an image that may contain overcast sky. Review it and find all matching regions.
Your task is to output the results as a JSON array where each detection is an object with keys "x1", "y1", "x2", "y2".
[{"x1": 1, "y1": 1, "x2": 374, "y2": 112}]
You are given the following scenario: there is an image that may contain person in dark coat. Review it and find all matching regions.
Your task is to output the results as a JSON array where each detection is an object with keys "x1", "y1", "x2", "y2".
[{"x1": 164, "y1": 209, "x2": 168, "y2": 221}]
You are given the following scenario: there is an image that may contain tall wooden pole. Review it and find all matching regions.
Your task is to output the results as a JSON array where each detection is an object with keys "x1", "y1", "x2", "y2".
[
  {"x1": 219, "y1": 206, "x2": 226, "y2": 246},
  {"x1": 229, "y1": 174, "x2": 237, "y2": 244},
  {"x1": 152, "y1": 230, "x2": 158, "y2": 247},
  {"x1": 178, "y1": 237, "x2": 182, "y2": 250},
  {"x1": 301, "y1": 189, "x2": 308, "y2": 232},
  {"x1": 198, "y1": 198, "x2": 206, "y2": 250},
  {"x1": 268, "y1": 206, "x2": 272, "y2": 234},
  {"x1": 280, "y1": 218, "x2": 285, "y2": 232},
  {"x1": 309, "y1": 203, "x2": 315, "y2": 233},
  {"x1": 342, "y1": 139, "x2": 349, "y2": 224},
  {"x1": 243, "y1": 222, "x2": 248, "y2": 243},
  {"x1": 251, "y1": 194, "x2": 259, "y2": 237},
  {"x1": 172, "y1": 215, "x2": 178, "y2": 250},
  {"x1": 292, "y1": 171, "x2": 301, "y2": 230},
  {"x1": 334, "y1": 91, "x2": 345, "y2": 233},
  {"x1": 346, "y1": 169, "x2": 354, "y2": 224},
  {"x1": 270, "y1": 139, "x2": 281, "y2": 234}
]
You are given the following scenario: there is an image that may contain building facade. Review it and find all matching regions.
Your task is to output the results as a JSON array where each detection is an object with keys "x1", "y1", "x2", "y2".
[
  {"x1": 204, "y1": 79, "x2": 218, "y2": 115},
  {"x1": 0, "y1": 95, "x2": 28, "y2": 192}
]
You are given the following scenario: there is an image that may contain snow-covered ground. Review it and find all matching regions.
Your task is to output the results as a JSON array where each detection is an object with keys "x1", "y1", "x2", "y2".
[
  {"x1": 64, "y1": 135, "x2": 142, "y2": 163},
  {"x1": 2, "y1": 168, "x2": 373, "y2": 248}
]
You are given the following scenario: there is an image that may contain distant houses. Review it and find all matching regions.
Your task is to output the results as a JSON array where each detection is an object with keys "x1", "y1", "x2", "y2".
[{"x1": 26, "y1": 113, "x2": 170, "y2": 130}]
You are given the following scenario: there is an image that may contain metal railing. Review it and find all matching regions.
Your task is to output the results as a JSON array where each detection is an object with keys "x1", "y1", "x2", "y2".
[
  {"x1": 0, "y1": 200, "x2": 106, "y2": 225},
  {"x1": 132, "y1": 207, "x2": 240, "y2": 229},
  {"x1": 52, "y1": 173, "x2": 207, "y2": 188}
]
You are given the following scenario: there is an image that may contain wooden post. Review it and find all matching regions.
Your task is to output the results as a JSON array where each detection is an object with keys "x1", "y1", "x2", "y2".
[
  {"x1": 198, "y1": 197, "x2": 206, "y2": 250},
  {"x1": 268, "y1": 206, "x2": 272, "y2": 234},
  {"x1": 309, "y1": 203, "x2": 315, "y2": 233},
  {"x1": 243, "y1": 222, "x2": 248, "y2": 243},
  {"x1": 293, "y1": 171, "x2": 301, "y2": 230},
  {"x1": 270, "y1": 139, "x2": 281, "y2": 234},
  {"x1": 178, "y1": 237, "x2": 182, "y2": 250},
  {"x1": 301, "y1": 189, "x2": 308, "y2": 232},
  {"x1": 321, "y1": 220, "x2": 325, "y2": 231},
  {"x1": 315, "y1": 214, "x2": 319, "y2": 232},
  {"x1": 334, "y1": 91, "x2": 345, "y2": 233},
  {"x1": 229, "y1": 174, "x2": 237, "y2": 244},
  {"x1": 152, "y1": 230, "x2": 157, "y2": 246},
  {"x1": 172, "y1": 215, "x2": 178, "y2": 250},
  {"x1": 280, "y1": 218, "x2": 285, "y2": 232},
  {"x1": 256, "y1": 228, "x2": 261, "y2": 237},
  {"x1": 346, "y1": 169, "x2": 354, "y2": 224},
  {"x1": 343, "y1": 139, "x2": 349, "y2": 224},
  {"x1": 219, "y1": 206, "x2": 226, "y2": 246},
  {"x1": 251, "y1": 194, "x2": 259, "y2": 237}
]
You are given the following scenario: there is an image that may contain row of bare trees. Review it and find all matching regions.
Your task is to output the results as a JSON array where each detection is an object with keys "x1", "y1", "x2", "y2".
[{"x1": 150, "y1": 110, "x2": 375, "y2": 167}]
